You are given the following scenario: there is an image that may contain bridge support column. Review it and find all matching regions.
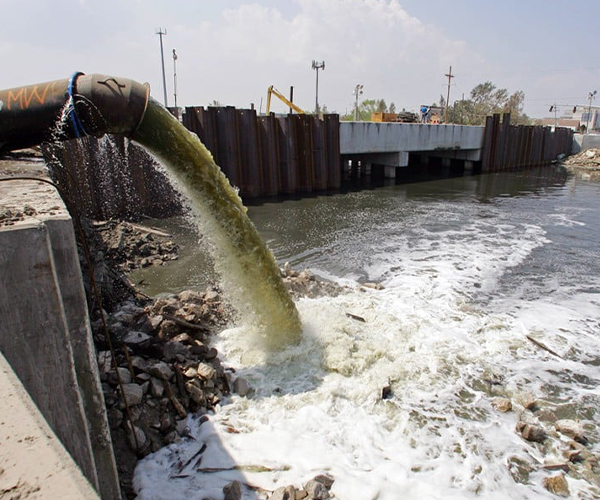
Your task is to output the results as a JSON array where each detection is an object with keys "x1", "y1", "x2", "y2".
[{"x1": 384, "y1": 165, "x2": 396, "y2": 178}]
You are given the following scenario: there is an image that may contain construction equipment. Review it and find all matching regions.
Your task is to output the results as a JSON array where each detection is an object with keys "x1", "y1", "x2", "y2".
[
  {"x1": 371, "y1": 112, "x2": 418, "y2": 123},
  {"x1": 266, "y1": 85, "x2": 305, "y2": 114}
]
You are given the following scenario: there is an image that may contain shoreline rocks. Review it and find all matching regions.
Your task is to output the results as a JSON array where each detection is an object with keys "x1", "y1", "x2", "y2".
[
  {"x1": 562, "y1": 148, "x2": 600, "y2": 179},
  {"x1": 82, "y1": 219, "x2": 348, "y2": 498},
  {"x1": 490, "y1": 391, "x2": 599, "y2": 495}
]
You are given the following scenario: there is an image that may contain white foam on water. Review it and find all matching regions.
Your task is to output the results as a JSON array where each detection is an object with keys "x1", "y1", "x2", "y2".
[{"x1": 134, "y1": 196, "x2": 600, "y2": 499}]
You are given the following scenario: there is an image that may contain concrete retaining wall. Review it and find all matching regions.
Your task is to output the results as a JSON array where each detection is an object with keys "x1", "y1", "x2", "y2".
[
  {"x1": 0, "y1": 175, "x2": 120, "y2": 499},
  {"x1": 0, "y1": 350, "x2": 101, "y2": 499},
  {"x1": 572, "y1": 133, "x2": 600, "y2": 153}
]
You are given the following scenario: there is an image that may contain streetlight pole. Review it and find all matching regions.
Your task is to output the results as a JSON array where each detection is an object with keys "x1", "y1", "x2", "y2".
[
  {"x1": 172, "y1": 48, "x2": 178, "y2": 118},
  {"x1": 156, "y1": 28, "x2": 168, "y2": 107},
  {"x1": 312, "y1": 60, "x2": 325, "y2": 115},
  {"x1": 353, "y1": 84, "x2": 363, "y2": 121},
  {"x1": 586, "y1": 90, "x2": 597, "y2": 134}
]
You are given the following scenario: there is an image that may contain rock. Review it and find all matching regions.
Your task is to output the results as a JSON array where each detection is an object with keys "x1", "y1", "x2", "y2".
[
  {"x1": 543, "y1": 459, "x2": 570, "y2": 472},
  {"x1": 507, "y1": 455, "x2": 533, "y2": 484},
  {"x1": 535, "y1": 409, "x2": 558, "y2": 423},
  {"x1": 492, "y1": 397, "x2": 512, "y2": 413},
  {"x1": 197, "y1": 362, "x2": 216, "y2": 380},
  {"x1": 381, "y1": 385, "x2": 393, "y2": 400},
  {"x1": 159, "y1": 319, "x2": 179, "y2": 339},
  {"x1": 298, "y1": 270, "x2": 315, "y2": 281},
  {"x1": 185, "y1": 381, "x2": 206, "y2": 405},
  {"x1": 362, "y1": 282, "x2": 384, "y2": 290},
  {"x1": 555, "y1": 419, "x2": 588, "y2": 444},
  {"x1": 163, "y1": 430, "x2": 180, "y2": 444},
  {"x1": 125, "y1": 423, "x2": 147, "y2": 452},
  {"x1": 205, "y1": 289, "x2": 220, "y2": 301},
  {"x1": 517, "y1": 423, "x2": 547, "y2": 443},
  {"x1": 163, "y1": 341, "x2": 189, "y2": 362},
  {"x1": 122, "y1": 330, "x2": 152, "y2": 346},
  {"x1": 223, "y1": 480, "x2": 242, "y2": 500},
  {"x1": 564, "y1": 448, "x2": 584, "y2": 463},
  {"x1": 160, "y1": 412, "x2": 173, "y2": 433},
  {"x1": 204, "y1": 347, "x2": 218, "y2": 360},
  {"x1": 120, "y1": 383, "x2": 144, "y2": 407},
  {"x1": 135, "y1": 372, "x2": 151, "y2": 383},
  {"x1": 303, "y1": 480, "x2": 329, "y2": 499},
  {"x1": 190, "y1": 341, "x2": 209, "y2": 356},
  {"x1": 543, "y1": 474, "x2": 570, "y2": 497},
  {"x1": 108, "y1": 366, "x2": 132, "y2": 386},
  {"x1": 313, "y1": 474, "x2": 335, "y2": 490},
  {"x1": 175, "y1": 419, "x2": 190, "y2": 436},
  {"x1": 520, "y1": 394, "x2": 538, "y2": 411},
  {"x1": 178, "y1": 290, "x2": 204, "y2": 304},
  {"x1": 146, "y1": 361, "x2": 174, "y2": 381},
  {"x1": 184, "y1": 366, "x2": 198, "y2": 378},
  {"x1": 130, "y1": 356, "x2": 149, "y2": 372},
  {"x1": 295, "y1": 490, "x2": 308, "y2": 500},
  {"x1": 149, "y1": 314, "x2": 163, "y2": 330},
  {"x1": 563, "y1": 441, "x2": 593, "y2": 463},
  {"x1": 233, "y1": 377, "x2": 251, "y2": 397},
  {"x1": 172, "y1": 333, "x2": 194, "y2": 344},
  {"x1": 270, "y1": 486, "x2": 296, "y2": 500},
  {"x1": 107, "y1": 408, "x2": 123, "y2": 430}
]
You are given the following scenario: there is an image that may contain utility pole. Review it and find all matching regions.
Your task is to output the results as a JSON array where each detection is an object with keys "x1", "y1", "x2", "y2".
[
  {"x1": 444, "y1": 65, "x2": 454, "y2": 124},
  {"x1": 172, "y1": 48, "x2": 178, "y2": 118},
  {"x1": 353, "y1": 84, "x2": 364, "y2": 121},
  {"x1": 156, "y1": 28, "x2": 168, "y2": 107},
  {"x1": 586, "y1": 90, "x2": 597, "y2": 134},
  {"x1": 549, "y1": 104, "x2": 558, "y2": 129},
  {"x1": 312, "y1": 60, "x2": 325, "y2": 115},
  {"x1": 289, "y1": 86, "x2": 294, "y2": 114}
]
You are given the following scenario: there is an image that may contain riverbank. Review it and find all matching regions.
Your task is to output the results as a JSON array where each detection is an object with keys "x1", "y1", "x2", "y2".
[{"x1": 562, "y1": 148, "x2": 600, "y2": 180}]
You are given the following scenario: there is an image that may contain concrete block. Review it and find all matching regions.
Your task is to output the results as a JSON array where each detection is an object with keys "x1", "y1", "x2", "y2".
[
  {"x1": 0, "y1": 350, "x2": 101, "y2": 499},
  {"x1": 0, "y1": 178, "x2": 120, "y2": 499}
]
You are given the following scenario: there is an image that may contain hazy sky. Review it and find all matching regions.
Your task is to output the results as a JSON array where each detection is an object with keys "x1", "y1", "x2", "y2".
[{"x1": 1, "y1": 0, "x2": 598, "y2": 118}]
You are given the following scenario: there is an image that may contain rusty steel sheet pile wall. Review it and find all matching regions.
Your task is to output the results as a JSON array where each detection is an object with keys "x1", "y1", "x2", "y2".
[
  {"x1": 482, "y1": 113, "x2": 573, "y2": 172},
  {"x1": 43, "y1": 136, "x2": 182, "y2": 220},
  {"x1": 183, "y1": 106, "x2": 341, "y2": 198}
]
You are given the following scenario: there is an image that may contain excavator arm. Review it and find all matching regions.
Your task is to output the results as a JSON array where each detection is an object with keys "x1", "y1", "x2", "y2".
[{"x1": 266, "y1": 85, "x2": 305, "y2": 114}]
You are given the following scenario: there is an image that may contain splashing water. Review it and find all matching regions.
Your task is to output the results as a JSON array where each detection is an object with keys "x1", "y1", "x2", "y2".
[
  {"x1": 132, "y1": 99, "x2": 301, "y2": 348},
  {"x1": 134, "y1": 173, "x2": 600, "y2": 499}
]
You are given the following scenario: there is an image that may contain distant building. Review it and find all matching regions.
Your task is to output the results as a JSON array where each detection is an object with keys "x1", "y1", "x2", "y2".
[
  {"x1": 572, "y1": 107, "x2": 600, "y2": 133},
  {"x1": 539, "y1": 118, "x2": 580, "y2": 131},
  {"x1": 542, "y1": 108, "x2": 599, "y2": 133}
]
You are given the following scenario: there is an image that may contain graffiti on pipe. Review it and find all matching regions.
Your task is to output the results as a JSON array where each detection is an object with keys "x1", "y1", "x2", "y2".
[{"x1": 5, "y1": 82, "x2": 60, "y2": 111}]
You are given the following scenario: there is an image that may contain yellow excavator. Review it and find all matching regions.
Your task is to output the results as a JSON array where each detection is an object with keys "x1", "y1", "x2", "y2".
[{"x1": 265, "y1": 85, "x2": 305, "y2": 114}]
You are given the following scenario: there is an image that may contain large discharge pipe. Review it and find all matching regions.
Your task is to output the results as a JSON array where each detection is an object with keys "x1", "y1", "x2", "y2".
[{"x1": 0, "y1": 72, "x2": 149, "y2": 154}]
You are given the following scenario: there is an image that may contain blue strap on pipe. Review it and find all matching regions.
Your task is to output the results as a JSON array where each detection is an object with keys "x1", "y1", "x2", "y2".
[{"x1": 67, "y1": 71, "x2": 86, "y2": 138}]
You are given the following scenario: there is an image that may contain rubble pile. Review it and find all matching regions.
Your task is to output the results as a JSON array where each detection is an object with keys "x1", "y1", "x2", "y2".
[
  {"x1": 563, "y1": 148, "x2": 600, "y2": 174},
  {"x1": 94, "y1": 287, "x2": 238, "y2": 495},
  {"x1": 280, "y1": 262, "x2": 345, "y2": 299},
  {"x1": 85, "y1": 224, "x2": 353, "y2": 497},
  {"x1": 92, "y1": 219, "x2": 179, "y2": 272},
  {"x1": 490, "y1": 393, "x2": 600, "y2": 496}
]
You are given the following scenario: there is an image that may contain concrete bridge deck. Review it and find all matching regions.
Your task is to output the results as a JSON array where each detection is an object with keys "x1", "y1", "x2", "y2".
[{"x1": 340, "y1": 122, "x2": 485, "y2": 176}]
